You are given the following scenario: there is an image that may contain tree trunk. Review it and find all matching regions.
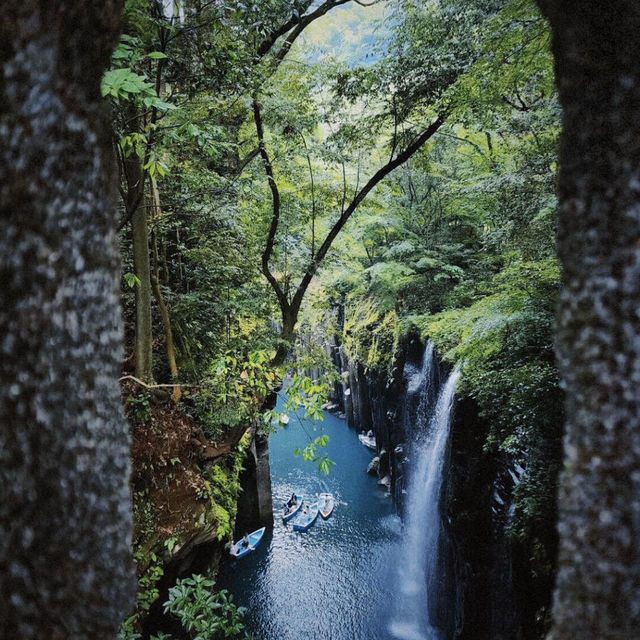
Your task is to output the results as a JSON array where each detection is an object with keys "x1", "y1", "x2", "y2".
[
  {"x1": 151, "y1": 273, "x2": 181, "y2": 400},
  {"x1": 150, "y1": 177, "x2": 180, "y2": 402},
  {"x1": 0, "y1": 2, "x2": 135, "y2": 639},
  {"x1": 120, "y1": 106, "x2": 154, "y2": 383},
  {"x1": 272, "y1": 308, "x2": 297, "y2": 367},
  {"x1": 132, "y1": 191, "x2": 154, "y2": 383},
  {"x1": 535, "y1": 2, "x2": 640, "y2": 637}
]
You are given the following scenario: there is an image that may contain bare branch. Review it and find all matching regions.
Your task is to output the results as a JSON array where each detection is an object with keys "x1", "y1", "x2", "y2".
[
  {"x1": 257, "y1": 1, "x2": 347, "y2": 58},
  {"x1": 435, "y1": 131, "x2": 491, "y2": 159},
  {"x1": 264, "y1": 0, "x2": 353, "y2": 67},
  {"x1": 290, "y1": 114, "x2": 447, "y2": 314},
  {"x1": 237, "y1": 146, "x2": 260, "y2": 173},
  {"x1": 389, "y1": 95, "x2": 399, "y2": 163},
  {"x1": 118, "y1": 170, "x2": 145, "y2": 232},
  {"x1": 253, "y1": 98, "x2": 289, "y2": 312},
  {"x1": 340, "y1": 160, "x2": 348, "y2": 216},
  {"x1": 298, "y1": 130, "x2": 317, "y2": 260},
  {"x1": 355, "y1": 151, "x2": 362, "y2": 195}
]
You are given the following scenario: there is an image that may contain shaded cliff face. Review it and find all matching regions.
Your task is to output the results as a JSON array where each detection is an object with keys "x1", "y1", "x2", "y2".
[
  {"x1": 331, "y1": 335, "x2": 413, "y2": 500},
  {"x1": 126, "y1": 385, "x2": 259, "y2": 638},
  {"x1": 329, "y1": 339, "x2": 559, "y2": 640},
  {"x1": 445, "y1": 397, "x2": 520, "y2": 640},
  {"x1": 445, "y1": 395, "x2": 560, "y2": 640}
]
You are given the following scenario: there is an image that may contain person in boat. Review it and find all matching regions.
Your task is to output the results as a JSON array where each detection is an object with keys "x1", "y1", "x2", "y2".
[
  {"x1": 367, "y1": 429, "x2": 374, "y2": 438},
  {"x1": 287, "y1": 493, "x2": 297, "y2": 508},
  {"x1": 302, "y1": 505, "x2": 309, "y2": 515},
  {"x1": 241, "y1": 533, "x2": 250, "y2": 548}
]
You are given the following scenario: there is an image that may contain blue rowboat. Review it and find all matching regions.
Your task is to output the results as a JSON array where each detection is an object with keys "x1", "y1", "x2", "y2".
[
  {"x1": 230, "y1": 527, "x2": 266, "y2": 558},
  {"x1": 293, "y1": 502, "x2": 319, "y2": 532},
  {"x1": 282, "y1": 495, "x2": 303, "y2": 521},
  {"x1": 318, "y1": 493, "x2": 334, "y2": 519}
]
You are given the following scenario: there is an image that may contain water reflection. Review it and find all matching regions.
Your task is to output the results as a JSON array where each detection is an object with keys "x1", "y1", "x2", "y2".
[{"x1": 218, "y1": 403, "x2": 399, "y2": 640}]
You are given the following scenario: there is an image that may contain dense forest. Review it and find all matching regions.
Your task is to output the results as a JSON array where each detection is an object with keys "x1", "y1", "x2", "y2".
[
  {"x1": 108, "y1": 2, "x2": 562, "y2": 635},
  {"x1": 1, "y1": 1, "x2": 639, "y2": 640}
]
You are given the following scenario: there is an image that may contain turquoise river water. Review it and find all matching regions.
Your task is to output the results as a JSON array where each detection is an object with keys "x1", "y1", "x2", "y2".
[{"x1": 218, "y1": 400, "x2": 404, "y2": 640}]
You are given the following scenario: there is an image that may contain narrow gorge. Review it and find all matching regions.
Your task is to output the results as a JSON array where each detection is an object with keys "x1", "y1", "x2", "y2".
[{"x1": 326, "y1": 328, "x2": 561, "y2": 640}]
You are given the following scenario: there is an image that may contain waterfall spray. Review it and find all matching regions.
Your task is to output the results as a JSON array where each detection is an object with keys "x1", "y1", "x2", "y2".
[{"x1": 390, "y1": 360, "x2": 460, "y2": 640}]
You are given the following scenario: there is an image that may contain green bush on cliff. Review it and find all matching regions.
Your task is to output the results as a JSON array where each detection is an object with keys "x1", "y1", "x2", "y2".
[
  {"x1": 199, "y1": 466, "x2": 240, "y2": 541},
  {"x1": 413, "y1": 258, "x2": 562, "y2": 453},
  {"x1": 193, "y1": 350, "x2": 277, "y2": 439},
  {"x1": 118, "y1": 575, "x2": 249, "y2": 640},
  {"x1": 413, "y1": 260, "x2": 558, "y2": 365},
  {"x1": 343, "y1": 298, "x2": 398, "y2": 374},
  {"x1": 197, "y1": 432, "x2": 249, "y2": 541},
  {"x1": 164, "y1": 575, "x2": 248, "y2": 639}
]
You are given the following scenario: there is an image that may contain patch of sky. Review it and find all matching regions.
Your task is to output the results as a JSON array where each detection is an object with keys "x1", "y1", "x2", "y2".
[{"x1": 297, "y1": 1, "x2": 395, "y2": 68}]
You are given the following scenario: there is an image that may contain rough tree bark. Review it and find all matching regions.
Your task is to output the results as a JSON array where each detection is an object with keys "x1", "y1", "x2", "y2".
[
  {"x1": 535, "y1": 2, "x2": 640, "y2": 637},
  {"x1": 0, "y1": 2, "x2": 135, "y2": 639}
]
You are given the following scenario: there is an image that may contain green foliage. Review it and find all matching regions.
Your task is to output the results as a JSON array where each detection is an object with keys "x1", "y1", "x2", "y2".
[
  {"x1": 137, "y1": 560, "x2": 164, "y2": 614},
  {"x1": 103, "y1": 34, "x2": 177, "y2": 112},
  {"x1": 117, "y1": 616, "x2": 141, "y2": 640},
  {"x1": 294, "y1": 434, "x2": 335, "y2": 476},
  {"x1": 127, "y1": 392, "x2": 152, "y2": 427},
  {"x1": 342, "y1": 299, "x2": 398, "y2": 374},
  {"x1": 102, "y1": 67, "x2": 154, "y2": 101},
  {"x1": 200, "y1": 463, "x2": 242, "y2": 541},
  {"x1": 282, "y1": 372, "x2": 328, "y2": 422},
  {"x1": 123, "y1": 572, "x2": 248, "y2": 640},
  {"x1": 366, "y1": 310, "x2": 398, "y2": 372},
  {"x1": 164, "y1": 536, "x2": 179, "y2": 555},
  {"x1": 383, "y1": 0, "x2": 505, "y2": 113},
  {"x1": 163, "y1": 575, "x2": 248, "y2": 640},
  {"x1": 117, "y1": 549, "x2": 165, "y2": 639},
  {"x1": 211, "y1": 503, "x2": 232, "y2": 542},
  {"x1": 417, "y1": 259, "x2": 559, "y2": 365},
  {"x1": 192, "y1": 350, "x2": 276, "y2": 439},
  {"x1": 124, "y1": 272, "x2": 142, "y2": 288},
  {"x1": 132, "y1": 489, "x2": 157, "y2": 546}
]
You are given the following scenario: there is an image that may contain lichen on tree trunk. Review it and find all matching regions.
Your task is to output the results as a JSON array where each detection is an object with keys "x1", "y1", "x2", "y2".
[
  {"x1": 536, "y1": 1, "x2": 640, "y2": 637},
  {"x1": 0, "y1": 2, "x2": 135, "y2": 639}
]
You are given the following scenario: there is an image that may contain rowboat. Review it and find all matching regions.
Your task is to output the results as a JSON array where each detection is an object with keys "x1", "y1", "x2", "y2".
[
  {"x1": 282, "y1": 495, "x2": 303, "y2": 521},
  {"x1": 230, "y1": 527, "x2": 266, "y2": 558},
  {"x1": 358, "y1": 432, "x2": 377, "y2": 450},
  {"x1": 292, "y1": 502, "x2": 319, "y2": 531},
  {"x1": 318, "y1": 493, "x2": 334, "y2": 519}
]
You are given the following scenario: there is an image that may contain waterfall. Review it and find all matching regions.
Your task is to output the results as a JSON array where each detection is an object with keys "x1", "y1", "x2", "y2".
[
  {"x1": 390, "y1": 360, "x2": 460, "y2": 640},
  {"x1": 402, "y1": 342, "x2": 437, "y2": 441},
  {"x1": 406, "y1": 342, "x2": 435, "y2": 396}
]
